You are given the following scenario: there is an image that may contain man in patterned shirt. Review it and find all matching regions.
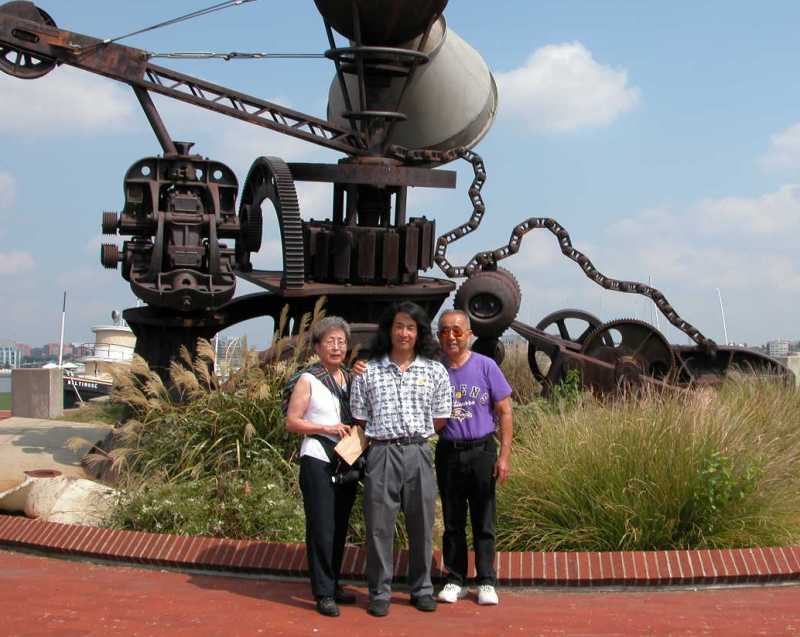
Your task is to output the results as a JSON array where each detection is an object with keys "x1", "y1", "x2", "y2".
[{"x1": 351, "y1": 301, "x2": 452, "y2": 617}]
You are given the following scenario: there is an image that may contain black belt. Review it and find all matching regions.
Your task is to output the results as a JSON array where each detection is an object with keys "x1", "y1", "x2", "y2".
[
  {"x1": 439, "y1": 434, "x2": 494, "y2": 450},
  {"x1": 372, "y1": 436, "x2": 427, "y2": 446}
]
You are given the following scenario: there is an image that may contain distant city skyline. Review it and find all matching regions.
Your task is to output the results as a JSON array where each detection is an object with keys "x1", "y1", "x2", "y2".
[{"x1": 1, "y1": 1, "x2": 799, "y2": 348}]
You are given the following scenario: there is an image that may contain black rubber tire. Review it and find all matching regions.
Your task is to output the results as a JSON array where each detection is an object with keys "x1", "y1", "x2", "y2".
[
  {"x1": 454, "y1": 267, "x2": 521, "y2": 338},
  {"x1": 472, "y1": 337, "x2": 505, "y2": 366}
]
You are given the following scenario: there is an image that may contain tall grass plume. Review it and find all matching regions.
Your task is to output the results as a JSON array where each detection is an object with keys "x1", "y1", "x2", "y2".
[{"x1": 497, "y1": 378, "x2": 800, "y2": 551}]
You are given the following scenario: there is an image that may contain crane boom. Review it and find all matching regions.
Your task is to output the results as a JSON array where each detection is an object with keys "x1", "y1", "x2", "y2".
[{"x1": 0, "y1": 2, "x2": 365, "y2": 155}]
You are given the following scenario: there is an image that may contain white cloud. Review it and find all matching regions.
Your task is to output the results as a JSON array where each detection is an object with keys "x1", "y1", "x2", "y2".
[
  {"x1": 496, "y1": 42, "x2": 641, "y2": 133},
  {"x1": 0, "y1": 251, "x2": 35, "y2": 275},
  {"x1": 759, "y1": 122, "x2": 800, "y2": 173},
  {"x1": 85, "y1": 234, "x2": 104, "y2": 256},
  {"x1": 0, "y1": 172, "x2": 14, "y2": 209},
  {"x1": 0, "y1": 67, "x2": 136, "y2": 136},
  {"x1": 606, "y1": 189, "x2": 800, "y2": 290},
  {"x1": 695, "y1": 184, "x2": 800, "y2": 235},
  {"x1": 495, "y1": 230, "x2": 564, "y2": 273}
]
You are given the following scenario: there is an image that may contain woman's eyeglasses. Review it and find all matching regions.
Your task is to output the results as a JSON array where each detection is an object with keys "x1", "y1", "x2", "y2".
[
  {"x1": 321, "y1": 338, "x2": 347, "y2": 349},
  {"x1": 438, "y1": 326, "x2": 465, "y2": 337}
]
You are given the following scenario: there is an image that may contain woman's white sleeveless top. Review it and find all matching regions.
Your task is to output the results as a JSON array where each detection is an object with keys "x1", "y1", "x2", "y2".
[{"x1": 299, "y1": 372, "x2": 346, "y2": 463}]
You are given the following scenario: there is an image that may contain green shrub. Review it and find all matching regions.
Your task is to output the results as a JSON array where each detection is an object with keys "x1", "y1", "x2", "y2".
[
  {"x1": 497, "y1": 378, "x2": 800, "y2": 551},
  {"x1": 110, "y1": 453, "x2": 305, "y2": 541},
  {"x1": 59, "y1": 400, "x2": 128, "y2": 426},
  {"x1": 550, "y1": 368, "x2": 582, "y2": 408}
]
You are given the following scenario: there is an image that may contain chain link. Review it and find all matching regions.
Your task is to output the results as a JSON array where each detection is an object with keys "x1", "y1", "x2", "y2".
[{"x1": 408, "y1": 147, "x2": 716, "y2": 352}]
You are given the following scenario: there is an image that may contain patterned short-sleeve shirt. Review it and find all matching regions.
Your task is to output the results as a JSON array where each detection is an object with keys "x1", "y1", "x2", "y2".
[{"x1": 350, "y1": 355, "x2": 453, "y2": 440}]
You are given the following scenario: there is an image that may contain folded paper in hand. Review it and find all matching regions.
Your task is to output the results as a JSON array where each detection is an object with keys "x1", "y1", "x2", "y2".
[{"x1": 335, "y1": 425, "x2": 368, "y2": 465}]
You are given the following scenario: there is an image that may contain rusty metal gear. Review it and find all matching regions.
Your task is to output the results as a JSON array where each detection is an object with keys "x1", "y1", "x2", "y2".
[
  {"x1": 236, "y1": 156, "x2": 303, "y2": 286},
  {"x1": 581, "y1": 318, "x2": 675, "y2": 389},
  {"x1": 0, "y1": 2, "x2": 57, "y2": 79},
  {"x1": 100, "y1": 243, "x2": 119, "y2": 269},
  {"x1": 527, "y1": 308, "x2": 605, "y2": 384},
  {"x1": 239, "y1": 203, "x2": 263, "y2": 253}
]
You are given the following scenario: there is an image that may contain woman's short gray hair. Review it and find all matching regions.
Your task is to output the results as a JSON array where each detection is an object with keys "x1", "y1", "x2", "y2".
[{"x1": 311, "y1": 316, "x2": 351, "y2": 345}]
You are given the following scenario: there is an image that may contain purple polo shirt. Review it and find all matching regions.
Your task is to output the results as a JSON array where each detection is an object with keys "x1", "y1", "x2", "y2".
[{"x1": 440, "y1": 351, "x2": 512, "y2": 441}]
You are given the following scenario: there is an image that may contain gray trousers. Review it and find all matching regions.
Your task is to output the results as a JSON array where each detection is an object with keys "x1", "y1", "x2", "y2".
[{"x1": 363, "y1": 442, "x2": 437, "y2": 601}]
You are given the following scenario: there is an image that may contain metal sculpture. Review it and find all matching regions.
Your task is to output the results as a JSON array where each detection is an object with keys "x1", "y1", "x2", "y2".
[{"x1": 0, "y1": 0, "x2": 791, "y2": 392}]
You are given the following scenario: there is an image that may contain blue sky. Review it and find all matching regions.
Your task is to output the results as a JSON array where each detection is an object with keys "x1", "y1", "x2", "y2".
[{"x1": 1, "y1": 1, "x2": 798, "y2": 350}]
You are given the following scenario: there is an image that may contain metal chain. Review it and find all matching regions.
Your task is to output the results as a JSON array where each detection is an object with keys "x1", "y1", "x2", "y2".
[
  {"x1": 409, "y1": 146, "x2": 716, "y2": 351},
  {"x1": 431, "y1": 148, "x2": 486, "y2": 278}
]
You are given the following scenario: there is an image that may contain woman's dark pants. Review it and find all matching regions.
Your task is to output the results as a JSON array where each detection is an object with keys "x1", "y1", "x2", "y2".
[{"x1": 299, "y1": 456, "x2": 357, "y2": 599}]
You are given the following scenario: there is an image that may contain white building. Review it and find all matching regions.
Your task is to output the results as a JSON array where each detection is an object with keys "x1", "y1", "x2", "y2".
[
  {"x1": 768, "y1": 339, "x2": 790, "y2": 358},
  {"x1": 0, "y1": 339, "x2": 20, "y2": 368}
]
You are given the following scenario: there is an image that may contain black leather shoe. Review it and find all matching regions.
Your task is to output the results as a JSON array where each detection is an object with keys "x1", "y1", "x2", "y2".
[
  {"x1": 316, "y1": 597, "x2": 340, "y2": 617},
  {"x1": 410, "y1": 594, "x2": 437, "y2": 612},
  {"x1": 367, "y1": 599, "x2": 390, "y2": 617},
  {"x1": 335, "y1": 586, "x2": 356, "y2": 604}
]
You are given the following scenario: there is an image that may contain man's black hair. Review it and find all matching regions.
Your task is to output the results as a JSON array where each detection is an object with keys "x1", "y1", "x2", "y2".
[{"x1": 369, "y1": 301, "x2": 441, "y2": 360}]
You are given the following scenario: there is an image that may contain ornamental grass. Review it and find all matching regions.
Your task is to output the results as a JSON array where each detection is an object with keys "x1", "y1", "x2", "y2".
[
  {"x1": 97, "y1": 303, "x2": 322, "y2": 541},
  {"x1": 73, "y1": 297, "x2": 800, "y2": 551},
  {"x1": 496, "y1": 376, "x2": 800, "y2": 552}
]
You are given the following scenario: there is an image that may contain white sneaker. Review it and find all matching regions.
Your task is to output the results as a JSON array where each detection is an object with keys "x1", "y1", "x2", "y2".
[
  {"x1": 477, "y1": 585, "x2": 499, "y2": 605},
  {"x1": 437, "y1": 583, "x2": 467, "y2": 603}
]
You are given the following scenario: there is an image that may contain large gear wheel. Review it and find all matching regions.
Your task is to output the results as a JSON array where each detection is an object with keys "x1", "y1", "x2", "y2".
[
  {"x1": 0, "y1": 3, "x2": 57, "y2": 79},
  {"x1": 236, "y1": 156, "x2": 304, "y2": 286},
  {"x1": 581, "y1": 318, "x2": 675, "y2": 389},
  {"x1": 528, "y1": 308, "x2": 605, "y2": 384}
]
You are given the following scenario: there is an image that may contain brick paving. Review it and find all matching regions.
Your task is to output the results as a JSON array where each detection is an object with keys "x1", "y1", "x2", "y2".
[
  {"x1": 2, "y1": 515, "x2": 799, "y2": 586},
  {"x1": 2, "y1": 548, "x2": 800, "y2": 636}
]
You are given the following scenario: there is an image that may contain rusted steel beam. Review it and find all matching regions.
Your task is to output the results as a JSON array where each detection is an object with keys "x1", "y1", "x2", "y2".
[
  {"x1": 288, "y1": 162, "x2": 456, "y2": 188},
  {"x1": 0, "y1": 7, "x2": 365, "y2": 155},
  {"x1": 132, "y1": 86, "x2": 177, "y2": 156}
]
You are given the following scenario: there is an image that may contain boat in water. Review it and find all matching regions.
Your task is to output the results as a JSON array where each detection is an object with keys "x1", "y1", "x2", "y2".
[{"x1": 63, "y1": 311, "x2": 135, "y2": 407}]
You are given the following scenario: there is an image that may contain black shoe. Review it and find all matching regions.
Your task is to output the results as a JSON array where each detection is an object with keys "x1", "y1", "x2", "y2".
[
  {"x1": 335, "y1": 586, "x2": 356, "y2": 604},
  {"x1": 410, "y1": 594, "x2": 437, "y2": 612},
  {"x1": 316, "y1": 597, "x2": 340, "y2": 617},
  {"x1": 367, "y1": 599, "x2": 390, "y2": 617}
]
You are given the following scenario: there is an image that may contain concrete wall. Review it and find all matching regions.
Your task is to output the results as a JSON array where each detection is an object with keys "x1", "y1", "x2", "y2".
[
  {"x1": 11, "y1": 368, "x2": 63, "y2": 418},
  {"x1": 779, "y1": 354, "x2": 800, "y2": 387}
]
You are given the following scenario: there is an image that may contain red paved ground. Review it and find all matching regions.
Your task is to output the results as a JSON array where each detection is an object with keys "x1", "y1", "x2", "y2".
[{"x1": 2, "y1": 549, "x2": 800, "y2": 637}]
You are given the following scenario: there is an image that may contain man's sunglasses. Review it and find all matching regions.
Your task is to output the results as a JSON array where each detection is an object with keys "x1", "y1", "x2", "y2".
[{"x1": 438, "y1": 326, "x2": 465, "y2": 337}]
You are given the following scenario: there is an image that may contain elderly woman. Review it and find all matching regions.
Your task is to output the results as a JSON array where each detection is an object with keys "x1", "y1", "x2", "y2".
[{"x1": 285, "y1": 316, "x2": 358, "y2": 617}]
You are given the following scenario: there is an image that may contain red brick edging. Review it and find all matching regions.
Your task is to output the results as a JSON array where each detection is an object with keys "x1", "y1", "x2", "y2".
[{"x1": 1, "y1": 514, "x2": 799, "y2": 586}]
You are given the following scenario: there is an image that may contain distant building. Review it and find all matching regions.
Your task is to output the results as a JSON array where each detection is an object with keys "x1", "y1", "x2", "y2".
[
  {"x1": 0, "y1": 339, "x2": 20, "y2": 368},
  {"x1": 15, "y1": 343, "x2": 32, "y2": 358},
  {"x1": 45, "y1": 342, "x2": 61, "y2": 358},
  {"x1": 768, "y1": 340, "x2": 790, "y2": 358}
]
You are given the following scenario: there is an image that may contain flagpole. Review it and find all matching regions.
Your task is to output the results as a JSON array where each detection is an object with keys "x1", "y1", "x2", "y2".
[
  {"x1": 716, "y1": 288, "x2": 729, "y2": 345},
  {"x1": 58, "y1": 290, "x2": 67, "y2": 367}
]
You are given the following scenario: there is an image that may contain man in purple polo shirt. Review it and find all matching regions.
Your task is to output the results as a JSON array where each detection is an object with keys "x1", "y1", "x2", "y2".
[{"x1": 435, "y1": 309, "x2": 513, "y2": 606}]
